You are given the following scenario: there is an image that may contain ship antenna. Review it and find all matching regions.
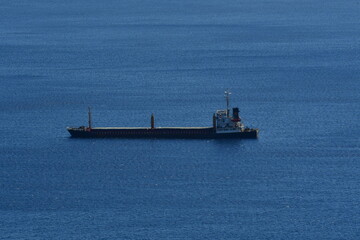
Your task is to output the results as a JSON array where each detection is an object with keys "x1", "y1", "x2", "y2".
[
  {"x1": 224, "y1": 89, "x2": 231, "y2": 117},
  {"x1": 88, "y1": 107, "x2": 92, "y2": 129}
]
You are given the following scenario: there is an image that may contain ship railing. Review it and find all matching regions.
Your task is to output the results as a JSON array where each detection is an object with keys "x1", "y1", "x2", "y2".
[
  {"x1": 67, "y1": 126, "x2": 87, "y2": 131},
  {"x1": 216, "y1": 127, "x2": 241, "y2": 132}
]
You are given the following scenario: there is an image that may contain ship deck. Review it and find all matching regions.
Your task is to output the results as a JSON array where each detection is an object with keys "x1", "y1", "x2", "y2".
[{"x1": 89, "y1": 127, "x2": 213, "y2": 130}]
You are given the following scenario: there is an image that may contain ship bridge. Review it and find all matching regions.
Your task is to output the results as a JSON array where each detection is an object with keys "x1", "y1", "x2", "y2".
[{"x1": 214, "y1": 90, "x2": 244, "y2": 133}]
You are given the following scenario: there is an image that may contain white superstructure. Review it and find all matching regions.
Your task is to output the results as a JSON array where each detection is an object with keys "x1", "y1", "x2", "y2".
[{"x1": 214, "y1": 90, "x2": 245, "y2": 133}]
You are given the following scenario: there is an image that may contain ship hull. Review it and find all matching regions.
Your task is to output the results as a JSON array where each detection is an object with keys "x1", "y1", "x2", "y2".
[{"x1": 67, "y1": 127, "x2": 258, "y2": 139}]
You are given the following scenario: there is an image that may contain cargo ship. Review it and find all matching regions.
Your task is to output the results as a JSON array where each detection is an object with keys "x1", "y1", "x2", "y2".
[{"x1": 67, "y1": 91, "x2": 259, "y2": 139}]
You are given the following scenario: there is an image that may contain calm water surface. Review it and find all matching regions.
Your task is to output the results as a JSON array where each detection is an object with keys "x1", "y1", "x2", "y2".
[{"x1": 0, "y1": 0, "x2": 359, "y2": 239}]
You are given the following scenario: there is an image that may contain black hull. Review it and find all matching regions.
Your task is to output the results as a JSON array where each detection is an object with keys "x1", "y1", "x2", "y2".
[{"x1": 67, "y1": 127, "x2": 258, "y2": 139}]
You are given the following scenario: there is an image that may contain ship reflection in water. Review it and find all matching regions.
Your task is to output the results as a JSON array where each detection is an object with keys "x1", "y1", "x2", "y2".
[{"x1": 67, "y1": 90, "x2": 259, "y2": 139}]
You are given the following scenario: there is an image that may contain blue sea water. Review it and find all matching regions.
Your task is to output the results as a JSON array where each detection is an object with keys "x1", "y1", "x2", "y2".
[{"x1": 0, "y1": 0, "x2": 359, "y2": 239}]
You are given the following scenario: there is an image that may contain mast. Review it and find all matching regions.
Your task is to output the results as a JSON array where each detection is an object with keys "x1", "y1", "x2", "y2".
[
  {"x1": 213, "y1": 113, "x2": 216, "y2": 128},
  {"x1": 151, "y1": 113, "x2": 155, "y2": 129},
  {"x1": 224, "y1": 89, "x2": 231, "y2": 117},
  {"x1": 88, "y1": 107, "x2": 92, "y2": 129}
]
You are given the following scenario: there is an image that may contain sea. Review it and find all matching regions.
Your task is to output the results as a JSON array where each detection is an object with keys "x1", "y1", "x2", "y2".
[{"x1": 0, "y1": 0, "x2": 359, "y2": 239}]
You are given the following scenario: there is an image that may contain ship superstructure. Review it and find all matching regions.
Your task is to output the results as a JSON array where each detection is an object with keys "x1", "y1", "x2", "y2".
[
  {"x1": 67, "y1": 91, "x2": 258, "y2": 139},
  {"x1": 214, "y1": 90, "x2": 245, "y2": 133}
]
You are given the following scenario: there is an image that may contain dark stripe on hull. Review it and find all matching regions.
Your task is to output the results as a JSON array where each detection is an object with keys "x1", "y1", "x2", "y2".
[{"x1": 67, "y1": 128, "x2": 258, "y2": 139}]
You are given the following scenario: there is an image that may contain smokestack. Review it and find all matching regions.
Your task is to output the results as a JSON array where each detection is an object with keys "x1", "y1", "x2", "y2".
[{"x1": 232, "y1": 108, "x2": 240, "y2": 122}]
